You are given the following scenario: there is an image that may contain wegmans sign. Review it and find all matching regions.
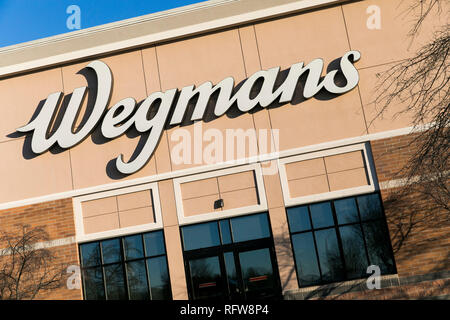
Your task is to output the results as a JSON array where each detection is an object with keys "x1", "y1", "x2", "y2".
[{"x1": 17, "y1": 51, "x2": 361, "y2": 174}]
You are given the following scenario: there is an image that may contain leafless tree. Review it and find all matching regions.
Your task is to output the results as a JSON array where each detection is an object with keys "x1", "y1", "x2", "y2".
[
  {"x1": 372, "y1": 0, "x2": 449, "y2": 246},
  {"x1": 0, "y1": 225, "x2": 66, "y2": 300}
]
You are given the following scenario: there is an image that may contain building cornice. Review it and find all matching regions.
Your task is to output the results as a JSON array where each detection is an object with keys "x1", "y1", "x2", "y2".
[{"x1": 0, "y1": 0, "x2": 348, "y2": 79}]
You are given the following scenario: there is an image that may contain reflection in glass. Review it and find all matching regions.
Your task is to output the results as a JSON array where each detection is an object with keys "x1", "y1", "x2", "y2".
[
  {"x1": 126, "y1": 260, "x2": 149, "y2": 300},
  {"x1": 230, "y1": 214, "x2": 270, "y2": 243},
  {"x1": 123, "y1": 235, "x2": 144, "y2": 260},
  {"x1": 363, "y1": 221, "x2": 395, "y2": 274},
  {"x1": 83, "y1": 267, "x2": 105, "y2": 300},
  {"x1": 224, "y1": 252, "x2": 240, "y2": 298},
  {"x1": 189, "y1": 256, "x2": 224, "y2": 300},
  {"x1": 144, "y1": 231, "x2": 165, "y2": 257},
  {"x1": 314, "y1": 229, "x2": 345, "y2": 282},
  {"x1": 292, "y1": 232, "x2": 321, "y2": 286},
  {"x1": 147, "y1": 257, "x2": 171, "y2": 300},
  {"x1": 80, "y1": 242, "x2": 101, "y2": 267},
  {"x1": 310, "y1": 202, "x2": 334, "y2": 229},
  {"x1": 101, "y1": 239, "x2": 121, "y2": 264},
  {"x1": 287, "y1": 206, "x2": 311, "y2": 232},
  {"x1": 104, "y1": 263, "x2": 127, "y2": 300},
  {"x1": 239, "y1": 248, "x2": 275, "y2": 299},
  {"x1": 219, "y1": 220, "x2": 232, "y2": 245},
  {"x1": 182, "y1": 222, "x2": 221, "y2": 251},
  {"x1": 357, "y1": 194, "x2": 383, "y2": 221},
  {"x1": 339, "y1": 225, "x2": 368, "y2": 279},
  {"x1": 335, "y1": 198, "x2": 359, "y2": 225}
]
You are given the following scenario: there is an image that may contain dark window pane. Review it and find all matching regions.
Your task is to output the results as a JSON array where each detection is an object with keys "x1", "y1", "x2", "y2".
[
  {"x1": 287, "y1": 206, "x2": 311, "y2": 233},
  {"x1": 101, "y1": 239, "x2": 121, "y2": 264},
  {"x1": 219, "y1": 220, "x2": 232, "y2": 245},
  {"x1": 239, "y1": 248, "x2": 276, "y2": 299},
  {"x1": 123, "y1": 235, "x2": 144, "y2": 260},
  {"x1": 291, "y1": 232, "x2": 321, "y2": 286},
  {"x1": 144, "y1": 231, "x2": 165, "y2": 257},
  {"x1": 182, "y1": 222, "x2": 221, "y2": 251},
  {"x1": 126, "y1": 260, "x2": 149, "y2": 300},
  {"x1": 335, "y1": 198, "x2": 359, "y2": 225},
  {"x1": 223, "y1": 252, "x2": 239, "y2": 299},
  {"x1": 363, "y1": 221, "x2": 395, "y2": 274},
  {"x1": 357, "y1": 194, "x2": 383, "y2": 221},
  {"x1": 339, "y1": 225, "x2": 368, "y2": 279},
  {"x1": 314, "y1": 229, "x2": 345, "y2": 282},
  {"x1": 80, "y1": 242, "x2": 101, "y2": 267},
  {"x1": 147, "y1": 256, "x2": 172, "y2": 300},
  {"x1": 104, "y1": 263, "x2": 127, "y2": 300},
  {"x1": 83, "y1": 267, "x2": 105, "y2": 300},
  {"x1": 189, "y1": 256, "x2": 224, "y2": 300},
  {"x1": 310, "y1": 202, "x2": 334, "y2": 229},
  {"x1": 230, "y1": 214, "x2": 270, "y2": 243}
]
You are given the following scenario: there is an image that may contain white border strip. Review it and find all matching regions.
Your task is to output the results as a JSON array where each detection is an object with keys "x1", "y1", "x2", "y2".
[
  {"x1": 0, "y1": 0, "x2": 344, "y2": 77},
  {"x1": 0, "y1": 125, "x2": 420, "y2": 211},
  {"x1": 73, "y1": 182, "x2": 163, "y2": 243},
  {"x1": 173, "y1": 163, "x2": 268, "y2": 225},
  {"x1": 278, "y1": 143, "x2": 377, "y2": 206}
]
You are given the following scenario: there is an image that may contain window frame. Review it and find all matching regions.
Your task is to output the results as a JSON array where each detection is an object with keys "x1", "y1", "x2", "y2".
[
  {"x1": 79, "y1": 230, "x2": 172, "y2": 300},
  {"x1": 286, "y1": 192, "x2": 397, "y2": 288}
]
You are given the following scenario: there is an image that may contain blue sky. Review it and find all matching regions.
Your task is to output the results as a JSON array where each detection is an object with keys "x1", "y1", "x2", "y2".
[{"x1": 0, "y1": 0, "x2": 206, "y2": 48}]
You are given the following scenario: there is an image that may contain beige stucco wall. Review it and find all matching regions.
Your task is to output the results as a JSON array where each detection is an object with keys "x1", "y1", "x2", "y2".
[{"x1": 0, "y1": 0, "x2": 445, "y2": 205}]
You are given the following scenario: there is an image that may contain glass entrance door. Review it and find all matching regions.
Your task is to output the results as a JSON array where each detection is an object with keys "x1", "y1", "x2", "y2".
[{"x1": 182, "y1": 213, "x2": 282, "y2": 300}]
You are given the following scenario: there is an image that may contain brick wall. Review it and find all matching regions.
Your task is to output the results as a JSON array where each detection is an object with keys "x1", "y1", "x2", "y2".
[{"x1": 0, "y1": 198, "x2": 82, "y2": 300}]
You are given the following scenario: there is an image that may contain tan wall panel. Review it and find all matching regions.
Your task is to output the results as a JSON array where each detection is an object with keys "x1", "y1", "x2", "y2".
[
  {"x1": 183, "y1": 194, "x2": 221, "y2": 217},
  {"x1": 285, "y1": 158, "x2": 326, "y2": 180},
  {"x1": 180, "y1": 177, "x2": 219, "y2": 200},
  {"x1": 221, "y1": 187, "x2": 259, "y2": 210},
  {"x1": 261, "y1": 160, "x2": 285, "y2": 209},
  {"x1": 217, "y1": 171, "x2": 255, "y2": 193},
  {"x1": 0, "y1": 139, "x2": 73, "y2": 203},
  {"x1": 324, "y1": 150, "x2": 364, "y2": 173},
  {"x1": 164, "y1": 225, "x2": 188, "y2": 300},
  {"x1": 288, "y1": 175, "x2": 330, "y2": 198},
  {"x1": 255, "y1": 5, "x2": 350, "y2": 70},
  {"x1": 119, "y1": 207, "x2": 154, "y2": 228},
  {"x1": 328, "y1": 167, "x2": 368, "y2": 191},
  {"x1": 342, "y1": 0, "x2": 448, "y2": 69},
  {"x1": 117, "y1": 190, "x2": 152, "y2": 211},
  {"x1": 156, "y1": 29, "x2": 246, "y2": 89},
  {"x1": 0, "y1": 68, "x2": 63, "y2": 143},
  {"x1": 158, "y1": 180, "x2": 179, "y2": 227},
  {"x1": 268, "y1": 90, "x2": 367, "y2": 151},
  {"x1": 82, "y1": 196, "x2": 117, "y2": 218},
  {"x1": 84, "y1": 212, "x2": 120, "y2": 234}
]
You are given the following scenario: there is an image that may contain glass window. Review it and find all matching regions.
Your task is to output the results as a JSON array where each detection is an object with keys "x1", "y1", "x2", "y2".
[
  {"x1": 182, "y1": 222, "x2": 221, "y2": 251},
  {"x1": 83, "y1": 267, "x2": 105, "y2": 300},
  {"x1": 287, "y1": 193, "x2": 396, "y2": 288},
  {"x1": 287, "y1": 206, "x2": 311, "y2": 233},
  {"x1": 291, "y1": 232, "x2": 321, "y2": 286},
  {"x1": 335, "y1": 198, "x2": 359, "y2": 225},
  {"x1": 144, "y1": 231, "x2": 165, "y2": 257},
  {"x1": 310, "y1": 202, "x2": 334, "y2": 229},
  {"x1": 80, "y1": 242, "x2": 101, "y2": 267},
  {"x1": 79, "y1": 230, "x2": 172, "y2": 300},
  {"x1": 219, "y1": 220, "x2": 232, "y2": 245},
  {"x1": 123, "y1": 235, "x2": 144, "y2": 260},
  {"x1": 104, "y1": 263, "x2": 127, "y2": 300},
  {"x1": 230, "y1": 214, "x2": 270, "y2": 243},
  {"x1": 101, "y1": 239, "x2": 121, "y2": 264},
  {"x1": 147, "y1": 256, "x2": 171, "y2": 300},
  {"x1": 189, "y1": 256, "x2": 224, "y2": 300},
  {"x1": 126, "y1": 260, "x2": 149, "y2": 300},
  {"x1": 357, "y1": 194, "x2": 383, "y2": 220}
]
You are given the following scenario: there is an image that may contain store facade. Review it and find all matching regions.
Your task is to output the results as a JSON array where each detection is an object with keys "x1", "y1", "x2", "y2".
[{"x1": 0, "y1": 0, "x2": 448, "y2": 300}]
